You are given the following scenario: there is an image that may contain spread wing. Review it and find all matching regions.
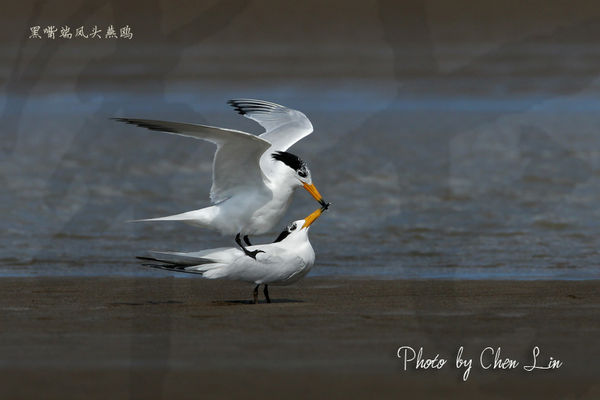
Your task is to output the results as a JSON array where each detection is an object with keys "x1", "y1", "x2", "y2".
[
  {"x1": 227, "y1": 99, "x2": 313, "y2": 151},
  {"x1": 113, "y1": 118, "x2": 272, "y2": 203}
]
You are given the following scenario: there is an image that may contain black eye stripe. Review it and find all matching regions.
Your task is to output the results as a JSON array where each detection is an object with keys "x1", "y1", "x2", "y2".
[{"x1": 271, "y1": 151, "x2": 305, "y2": 171}]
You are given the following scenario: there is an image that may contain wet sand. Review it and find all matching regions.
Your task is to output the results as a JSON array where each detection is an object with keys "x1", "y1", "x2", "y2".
[{"x1": 0, "y1": 277, "x2": 598, "y2": 399}]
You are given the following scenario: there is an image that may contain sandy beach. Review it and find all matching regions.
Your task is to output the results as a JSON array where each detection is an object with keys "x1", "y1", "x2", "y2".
[
  {"x1": 4, "y1": 1, "x2": 600, "y2": 399},
  {"x1": 0, "y1": 277, "x2": 598, "y2": 399}
]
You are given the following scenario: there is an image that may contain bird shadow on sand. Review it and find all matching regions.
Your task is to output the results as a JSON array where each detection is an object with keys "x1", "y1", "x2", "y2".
[
  {"x1": 212, "y1": 299, "x2": 305, "y2": 306},
  {"x1": 108, "y1": 300, "x2": 184, "y2": 307}
]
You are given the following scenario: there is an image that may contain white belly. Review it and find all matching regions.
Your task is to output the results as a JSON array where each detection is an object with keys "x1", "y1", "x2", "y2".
[
  {"x1": 212, "y1": 187, "x2": 294, "y2": 235},
  {"x1": 223, "y1": 241, "x2": 315, "y2": 285}
]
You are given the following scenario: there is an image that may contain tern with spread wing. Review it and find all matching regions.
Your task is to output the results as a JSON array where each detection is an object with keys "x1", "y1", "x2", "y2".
[
  {"x1": 138, "y1": 206, "x2": 326, "y2": 304},
  {"x1": 114, "y1": 99, "x2": 327, "y2": 258}
]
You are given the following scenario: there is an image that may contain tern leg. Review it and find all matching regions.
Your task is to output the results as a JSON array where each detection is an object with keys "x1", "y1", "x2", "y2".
[
  {"x1": 253, "y1": 284, "x2": 259, "y2": 304},
  {"x1": 263, "y1": 284, "x2": 271, "y2": 303},
  {"x1": 235, "y1": 233, "x2": 264, "y2": 260},
  {"x1": 243, "y1": 235, "x2": 252, "y2": 246}
]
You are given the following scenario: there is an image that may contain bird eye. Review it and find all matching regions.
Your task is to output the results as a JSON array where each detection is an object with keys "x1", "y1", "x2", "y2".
[
  {"x1": 289, "y1": 224, "x2": 297, "y2": 231},
  {"x1": 298, "y1": 169, "x2": 307, "y2": 178}
]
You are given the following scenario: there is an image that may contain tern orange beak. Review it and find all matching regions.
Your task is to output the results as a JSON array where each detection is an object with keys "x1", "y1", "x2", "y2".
[
  {"x1": 302, "y1": 207, "x2": 325, "y2": 229},
  {"x1": 302, "y1": 182, "x2": 327, "y2": 207}
]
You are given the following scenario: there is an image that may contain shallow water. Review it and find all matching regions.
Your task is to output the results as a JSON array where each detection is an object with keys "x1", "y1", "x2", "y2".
[
  {"x1": 4, "y1": 84, "x2": 600, "y2": 280},
  {"x1": 3, "y1": 2, "x2": 600, "y2": 280}
]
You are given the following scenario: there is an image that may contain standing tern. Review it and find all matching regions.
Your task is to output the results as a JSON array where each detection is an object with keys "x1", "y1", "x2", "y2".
[
  {"x1": 138, "y1": 206, "x2": 326, "y2": 304},
  {"x1": 114, "y1": 99, "x2": 327, "y2": 258}
]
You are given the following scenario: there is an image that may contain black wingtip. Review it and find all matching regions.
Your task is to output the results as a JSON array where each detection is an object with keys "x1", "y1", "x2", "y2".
[
  {"x1": 227, "y1": 99, "x2": 280, "y2": 116},
  {"x1": 136, "y1": 255, "x2": 171, "y2": 263},
  {"x1": 112, "y1": 118, "x2": 180, "y2": 133},
  {"x1": 136, "y1": 256, "x2": 198, "y2": 274},
  {"x1": 112, "y1": 117, "x2": 135, "y2": 124},
  {"x1": 227, "y1": 99, "x2": 248, "y2": 116}
]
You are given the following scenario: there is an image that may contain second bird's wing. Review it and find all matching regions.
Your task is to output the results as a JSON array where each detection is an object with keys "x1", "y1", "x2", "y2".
[
  {"x1": 227, "y1": 99, "x2": 313, "y2": 151},
  {"x1": 114, "y1": 118, "x2": 272, "y2": 203}
]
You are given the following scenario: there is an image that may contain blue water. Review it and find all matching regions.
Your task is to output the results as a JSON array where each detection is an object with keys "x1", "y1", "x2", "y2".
[
  {"x1": 4, "y1": 27, "x2": 600, "y2": 281},
  {"x1": 3, "y1": 79, "x2": 600, "y2": 280}
]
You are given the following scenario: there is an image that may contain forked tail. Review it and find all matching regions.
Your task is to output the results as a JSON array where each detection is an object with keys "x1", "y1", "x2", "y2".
[
  {"x1": 137, "y1": 251, "x2": 227, "y2": 279},
  {"x1": 128, "y1": 208, "x2": 215, "y2": 227}
]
